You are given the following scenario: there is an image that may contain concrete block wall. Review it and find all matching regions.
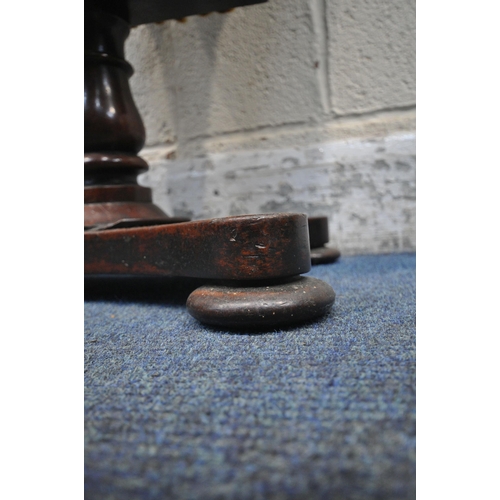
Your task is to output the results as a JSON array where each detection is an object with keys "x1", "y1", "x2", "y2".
[{"x1": 125, "y1": 0, "x2": 416, "y2": 255}]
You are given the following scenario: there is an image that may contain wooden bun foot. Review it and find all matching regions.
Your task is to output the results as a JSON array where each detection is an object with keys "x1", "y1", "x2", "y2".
[
  {"x1": 186, "y1": 276, "x2": 335, "y2": 328},
  {"x1": 310, "y1": 247, "x2": 341, "y2": 265},
  {"x1": 307, "y1": 216, "x2": 341, "y2": 265}
]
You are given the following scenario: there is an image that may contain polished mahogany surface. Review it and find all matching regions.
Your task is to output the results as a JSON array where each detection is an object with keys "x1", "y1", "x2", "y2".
[
  {"x1": 84, "y1": 12, "x2": 145, "y2": 153},
  {"x1": 84, "y1": 7, "x2": 170, "y2": 227}
]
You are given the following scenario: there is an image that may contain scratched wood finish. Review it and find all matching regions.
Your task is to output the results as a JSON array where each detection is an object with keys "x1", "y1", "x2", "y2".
[{"x1": 85, "y1": 213, "x2": 311, "y2": 280}]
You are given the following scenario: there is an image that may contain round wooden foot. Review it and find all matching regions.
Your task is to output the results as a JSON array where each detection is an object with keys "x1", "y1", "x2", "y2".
[
  {"x1": 186, "y1": 276, "x2": 335, "y2": 328},
  {"x1": 310, "y1": 247, "x2": 341, "y2": 265}
]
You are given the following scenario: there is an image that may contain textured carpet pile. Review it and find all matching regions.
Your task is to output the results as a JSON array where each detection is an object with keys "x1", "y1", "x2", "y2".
[{"x1": 85, "y1": 252, "x2": 416, "y2": 499}]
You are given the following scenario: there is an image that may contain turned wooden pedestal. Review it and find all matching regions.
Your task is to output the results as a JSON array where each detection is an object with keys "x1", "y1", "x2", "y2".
[{"x1": 84, "y1": 0, "x2": 337, "y2": 329}]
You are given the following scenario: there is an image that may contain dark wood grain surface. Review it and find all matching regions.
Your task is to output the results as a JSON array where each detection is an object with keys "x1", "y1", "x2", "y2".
[{"x1": 85, "y1": 213, "x2": 311, "y2": 280}]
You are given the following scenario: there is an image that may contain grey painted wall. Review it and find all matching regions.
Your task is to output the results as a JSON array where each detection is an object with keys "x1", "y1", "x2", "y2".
[{"x1": 125, "y1": 0, "x2": 416, "y2": 255}]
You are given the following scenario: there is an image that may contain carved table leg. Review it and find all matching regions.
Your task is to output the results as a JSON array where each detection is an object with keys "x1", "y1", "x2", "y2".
[{"x1": 84, "y1": 6, "x2": 177, "y2": 229}]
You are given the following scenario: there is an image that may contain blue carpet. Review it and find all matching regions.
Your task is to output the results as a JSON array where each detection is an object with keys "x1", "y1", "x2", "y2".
[{"x1": 85, "y1": 252, "x2": 416, "y2": 500}]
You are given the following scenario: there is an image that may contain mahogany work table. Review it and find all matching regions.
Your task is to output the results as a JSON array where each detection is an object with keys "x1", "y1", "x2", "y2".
[{"x1": 84, "y1": 0, "x2": 338, "y2": 328}]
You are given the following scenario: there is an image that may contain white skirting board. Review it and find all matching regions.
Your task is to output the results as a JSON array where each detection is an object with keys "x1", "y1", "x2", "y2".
[{"x1": 139, "y1": 132, "x2": 416, "y2": 256}]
